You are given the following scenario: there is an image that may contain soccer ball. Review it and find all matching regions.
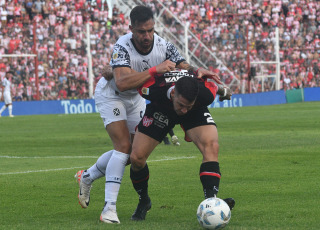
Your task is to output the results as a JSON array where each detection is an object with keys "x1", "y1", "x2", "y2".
[{"x1": 196, "y1": 197, "x2": 231, "y2": 229}]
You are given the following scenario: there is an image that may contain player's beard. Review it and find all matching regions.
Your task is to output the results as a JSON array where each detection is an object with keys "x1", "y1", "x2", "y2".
[{"x1": 140, "y1": 38, "x2": 152, "y2": 50}]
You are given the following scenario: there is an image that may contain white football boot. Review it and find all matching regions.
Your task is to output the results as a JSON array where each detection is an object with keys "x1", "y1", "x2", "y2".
[
  {"x1": 100, "y1": 203, "x2": 120, "y2": 224},
  {"x1": 75, "y1": 170, "x2": 92, "y2": 208}
]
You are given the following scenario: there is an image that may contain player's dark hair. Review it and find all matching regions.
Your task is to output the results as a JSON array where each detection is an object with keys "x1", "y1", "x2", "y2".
[
  {"x1": 130, "y1": 5, "x2": 154, "y2": 26},
  {"x1": 175, "y1": 77, "x2": 199, "y2": 102}
]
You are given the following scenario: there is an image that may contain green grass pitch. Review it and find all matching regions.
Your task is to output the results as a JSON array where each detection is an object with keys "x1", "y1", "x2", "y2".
[{"x1": 0, "y1": 102, "x2": 319, "y2": 230}]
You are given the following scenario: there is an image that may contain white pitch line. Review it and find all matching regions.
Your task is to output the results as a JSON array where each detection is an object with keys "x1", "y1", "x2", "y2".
[
  {"x1": 0, "y1": 155, "x2": 99, "y2": 159},
  {"x1": 0, "y1": 156, "x2": 196, "y2": 175},
  {"x1": 0, "y1": 166, "x2": 87, "y2": 175}
]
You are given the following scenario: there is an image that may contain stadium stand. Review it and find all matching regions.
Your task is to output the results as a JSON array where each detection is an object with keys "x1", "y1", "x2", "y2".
[{"x1": 0, "y1": 0, "x2": 319, "y2": 101}]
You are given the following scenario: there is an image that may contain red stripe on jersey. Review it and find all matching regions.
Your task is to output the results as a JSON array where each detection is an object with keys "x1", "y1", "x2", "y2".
[
  {"x1": 200, "y1": 172, "x2": 221, "y2": 178},
  {"x1": 137, "y1": 76, "x2": 155, "y2": 96}
]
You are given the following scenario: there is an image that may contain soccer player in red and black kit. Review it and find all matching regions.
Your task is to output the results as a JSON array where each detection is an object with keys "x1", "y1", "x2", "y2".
[{"x1": 129, "y1": 69, "x2": 235, "y2": 220}]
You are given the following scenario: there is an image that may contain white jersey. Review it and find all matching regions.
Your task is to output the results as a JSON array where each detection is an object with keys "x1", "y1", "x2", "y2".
[
  {"x1": 2, "y1": 77, "x2": 11, "y2": 94},
  {"x1": 2, "y1": 77, "x2": 12, "y2": 104},
  {"x1": 109, "y1": 32, "x2": 185, "y2": 96}
]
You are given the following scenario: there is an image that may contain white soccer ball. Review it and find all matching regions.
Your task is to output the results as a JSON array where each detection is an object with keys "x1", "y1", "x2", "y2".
[{"x1": 196, "y1": 197, "x2": 231, "y2": 229}]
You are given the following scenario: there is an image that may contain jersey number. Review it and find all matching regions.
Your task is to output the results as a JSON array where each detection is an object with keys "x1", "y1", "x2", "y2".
[{"x1": 204, "y1": 112, "x2": 214, "y2": 123}]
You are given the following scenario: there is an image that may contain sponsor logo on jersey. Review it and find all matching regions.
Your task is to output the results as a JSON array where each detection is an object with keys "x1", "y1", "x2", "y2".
[
  {"x1": 153, "y1": 112, "x2": 169, "y2": 127},
  {"x1": 113, "y1": 53, "x2": 118, "y2": 60},
  {"x1": 164, "y1": 70, "x2": 194, "y2": 83},
  {"x1": 143, "y1": 116, "x2": 153, "y2": 127},
  {"x1": 141, "y1": 87, "x2": 149, "y2": 95}
]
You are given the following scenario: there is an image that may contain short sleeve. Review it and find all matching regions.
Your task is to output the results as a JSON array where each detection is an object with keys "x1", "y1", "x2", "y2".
[
  {"x1": 110, "y1": 43, "x2": 131, "y2": 68},
  {"x1": 165, "y1": 41, "x2": 185, "y2": 65}
]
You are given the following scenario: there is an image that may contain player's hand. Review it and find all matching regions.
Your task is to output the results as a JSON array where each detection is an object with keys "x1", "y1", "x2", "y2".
[
  {"x1": 155, "y1": 60, "x2": 176, "y2": 74},
  {"x1": 102, "y1": 64, "x2": 113, "y2": 81},
  {"x1": 219, "y1": 87, "x2": 232, "y2": 101},
  {"x1": 197, "y1": 68, "x2": 223, "y2": 85}
]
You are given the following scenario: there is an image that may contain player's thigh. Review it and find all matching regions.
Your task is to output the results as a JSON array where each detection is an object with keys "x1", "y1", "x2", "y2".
[
  {"x1": 131, "y1": 130, "x2": 159, "y2": 169},
  {"x1": 96, "y1": 96, "x2": 128, "y2": 127},
  {"x1": 126, "y1": 96, "x2": 146, "y2": 134},
  {"x1": 188, "y1": 125, "x2": 219, "y2": 162},
  {"x1": 4, "y1": 92, "x2": 12, "y2": 105},
  {"x1": 96, "y1": 98, "x2": 131, "y2": 152},
  {"x1": 181, "y1": 107, "x2": 219, "y2": 160},
  {"x1": 187, "y1": 125, "x2": 219, "y2": 150},
  {"x1": 106, "y1": 120, "x2": 132, "y2": 152}
]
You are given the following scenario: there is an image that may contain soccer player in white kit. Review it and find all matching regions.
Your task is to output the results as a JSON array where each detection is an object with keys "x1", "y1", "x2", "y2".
[
  {"x1": 0, "y1": 72, "x2": 14, "y2": 117},
  {"x1": 75, "y1": 5, "x2": 222, "y2": 224}
]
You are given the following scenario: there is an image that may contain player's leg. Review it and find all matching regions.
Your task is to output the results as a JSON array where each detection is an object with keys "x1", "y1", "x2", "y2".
[
  {"x1": 0, "y1": 104, "x2": 7, "y2": 116},
  {"x1": 100, "y1": 120, "x2": 131, "y2": 224},
  {"x1": 4, "y1": 92, "x2": 13, "y2": 117},
  {"x1": 101, "y1": 94, "x2": 145, "y2": 223},
  {"x1": 8, "y1": 104, "x2": 13, "y2": 117},
  {"x1": 130, "y1": 130, "x2": 159, "y2": 220},
  {"x1": 181, "y1": 108, "x2": 221, "y2": 197},
  {"x1": 75, "y1": 90, "x2": 118, "y2": 209},
  {"x1": 163, "y1": 135, "x2": 171, "y2": 145},
  {"x1": 130, "y1": 103, "x2": 174, "y2": 220},
  {"x1": 186, "y1": 124, "x2": 220, "y2": 198},
  {"x1": 184, "y1": 109, "x2": 235, "y2": 210},
  {"x1": 75, "y1": 149, "x2": 114, "y2": 208},
  {"x1": 75, "y1": 89, "x2": 130, "y2": 217}
]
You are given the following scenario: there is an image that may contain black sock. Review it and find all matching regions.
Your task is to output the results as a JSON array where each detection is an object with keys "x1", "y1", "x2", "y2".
[
  {"x1": 200, "y1": 161, "x2": 221, "y2": 198},
  {"x1": 130, "y1": 164, "x2": 149, "y2": 201},
  {"x1": 168, "y1": 129, "x2": 174, "y2": 137}
]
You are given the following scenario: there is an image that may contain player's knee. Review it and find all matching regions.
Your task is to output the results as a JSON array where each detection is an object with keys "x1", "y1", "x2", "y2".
[
  {"x1": 114, "y1": 141, "x2": 132, "y2": 154},
  {"x1": 202, "y1": 140, "x2": 219, "y2": 156},
  {"x1": 130, "y1": 152, "x2": 145, "y2": 170}
]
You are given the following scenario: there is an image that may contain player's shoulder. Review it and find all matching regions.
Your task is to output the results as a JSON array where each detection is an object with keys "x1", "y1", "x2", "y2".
[
  {"x1": 154, "y1": 33, "x2": 169, "y2": 46},
  {"x1": 113, "y1": 33, "x2": 134, "y2": 54},
  {"x1": 115, "y1": 32, "x2": 132, "y2": 46}
]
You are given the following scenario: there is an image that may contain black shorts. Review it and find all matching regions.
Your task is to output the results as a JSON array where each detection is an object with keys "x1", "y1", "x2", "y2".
[{"x1": 137, "y1": 103, "x2": 216, "y2": 142}]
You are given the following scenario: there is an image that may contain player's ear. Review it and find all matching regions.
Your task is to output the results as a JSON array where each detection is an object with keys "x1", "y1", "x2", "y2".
[{"x1": 170, "y1": 88, "x2": 175, "y2": 99}]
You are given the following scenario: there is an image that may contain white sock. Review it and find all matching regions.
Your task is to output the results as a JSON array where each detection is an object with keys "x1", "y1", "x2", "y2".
[
  {"x1": 84, "y1": 150, "x2": 113, "y2": 184},
  {"x1": 8, "y1": 105, "x2": 12, "y2": 116},
  {"x1": 105, "y1": 150, "x2": 129, "y2": 209},
  {"x1": 0, "y1": 105, "x2": 5, "y2": 114}
]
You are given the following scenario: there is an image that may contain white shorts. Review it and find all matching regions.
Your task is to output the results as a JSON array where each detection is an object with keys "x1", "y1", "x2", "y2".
[
  {"x1": 3, "y1": 91, "x2": 12, "y2": 105},
  {"x1": 95, "y1": 80, "x2": 146, "y2": 134}
]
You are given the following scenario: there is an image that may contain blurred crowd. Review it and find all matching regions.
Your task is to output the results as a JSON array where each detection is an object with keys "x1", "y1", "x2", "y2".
[
  {"x1": 145, "y1": 0, "x2": 320, "y2": 93},
  {"x1": 0, "y1": 0, "x2": 319, "y2": 101},
  {"x1": 0, "y1": 0, "x2": 129, "y2": 101}
]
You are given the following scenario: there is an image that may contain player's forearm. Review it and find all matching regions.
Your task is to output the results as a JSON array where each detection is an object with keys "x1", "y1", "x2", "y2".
[{"x1": 115, "y1": 69, "x2": 152, "y2": 92}]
